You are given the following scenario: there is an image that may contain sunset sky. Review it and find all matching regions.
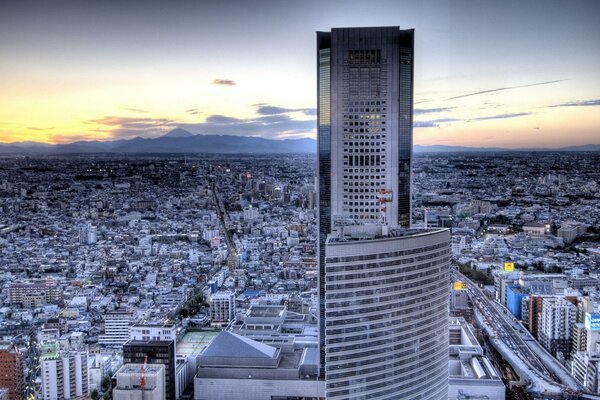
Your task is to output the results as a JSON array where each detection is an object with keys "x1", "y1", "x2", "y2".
[{"x1": 0, "y1": 0, "x2": 599, "y2": 148}]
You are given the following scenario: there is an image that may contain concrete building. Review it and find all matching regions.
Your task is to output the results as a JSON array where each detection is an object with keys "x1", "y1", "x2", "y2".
[
  {"x1": 522, "y1": 222, "x2": 548, "y2": 236},
  {"x1": 194, "y1": 331, "x2": 324, "y2": 400},
  {"x1": 539, "y1": 297, "x2": 576, "y2": 359},
  {"x1": 113, "y1": 363, "x2": 166, "y2": 400},
  {"x1": 130, "y1": 322, "x2": 177, "y2": 342},
  {"x1": 8, "y1": 281, "x2": 63, "y2": 307},
  {"x1": 123, "y1": 340, "x2": 176, "y2": 400},
  {"x1": 40, "y1": 343, "x2": 88, "y2": 400},
  {"x1": 209, "y1": 291, "x2": 235, "y2": 324},
  {"x1": 448, "y1": 317, "x2": 505, "y2": 400},
  {"x1": 0, "y1": 343, "x2": 24, "y2": 400},
  {"x1": 99, "y1": 310, "x2": 132, "y2": 348},
  {"x1": 324, "y1": 226, "x2": 450, "y2": 399}
]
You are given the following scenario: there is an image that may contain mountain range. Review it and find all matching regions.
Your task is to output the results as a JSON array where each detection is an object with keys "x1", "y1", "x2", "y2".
[{"x1": 0, "y1": 129, "x2": 599, "y2": 154}]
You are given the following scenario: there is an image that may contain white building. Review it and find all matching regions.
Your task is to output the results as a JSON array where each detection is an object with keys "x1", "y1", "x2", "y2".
[
  {"x1": 130, "y1": 322, "x2": 177, "y2": 342},
  {"x1": 448, "y1": 317, "x2": 505, "y2": 400},
  {"x1": 539, "y1": 297, "x2": 576, "y2": 358},
  {"x1": 243, "y1": 205, "x2": 259, "y2": 221},
  {"x1": 209, "y1": 291, "x2": 236, "y2": 324},
  {"x1": 41, "y1": 343, "x2": 88, "y2": 400},
  {"x1": 99, "y1": 310, "x2": 132, "y2": 348},
  {"x1": 113, "y1": 363, "x2": 166, "y2": 400}
]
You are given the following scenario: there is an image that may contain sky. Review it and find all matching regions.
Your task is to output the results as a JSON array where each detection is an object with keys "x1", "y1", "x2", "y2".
[{"x1": 0, "y1": 0, "x2": 599, "y2": 148}]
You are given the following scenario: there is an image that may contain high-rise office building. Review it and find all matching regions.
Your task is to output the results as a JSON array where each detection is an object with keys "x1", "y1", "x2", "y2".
[{"x1": 317, "y1": 27, "x2": 451, "y2": 399}]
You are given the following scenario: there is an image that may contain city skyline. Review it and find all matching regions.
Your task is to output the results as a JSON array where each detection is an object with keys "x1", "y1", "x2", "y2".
[{"x1": 1, "y1": 0, "x2": 599, "y2": 148}]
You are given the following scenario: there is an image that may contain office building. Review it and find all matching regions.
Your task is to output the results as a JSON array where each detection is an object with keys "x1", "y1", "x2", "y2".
[
  {"x1": 123, "y1": 340, "x2": 176, "y2": 400},
  {"x1": 0, "y1": 343, "x2": 24, "y2": 400},
  {"x1": 113, "y1": 364, "x2": 166, "y2": 400},
  {"x1": 317, "y1": 26, "x2": 451, "y2": 399},
  {"x1": 99, "y1": 310, "x2": 132, "y2": 348},
  {"x1": 324, "y1": 226, "x2": 451, "y2": 399}
]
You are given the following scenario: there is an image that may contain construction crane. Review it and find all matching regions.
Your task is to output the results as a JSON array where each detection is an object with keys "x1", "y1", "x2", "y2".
[{"x1": 139, "y1": 354, "x2": 148, "y2": 400}]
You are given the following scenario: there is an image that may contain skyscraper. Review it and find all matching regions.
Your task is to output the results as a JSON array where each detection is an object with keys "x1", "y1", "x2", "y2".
[{"x1": 317, "y1": 27, "x2": 451, "y2": 399}]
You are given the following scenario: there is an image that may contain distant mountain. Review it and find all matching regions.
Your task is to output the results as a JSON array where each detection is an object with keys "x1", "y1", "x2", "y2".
[
  {"x1": 413, "y1": 143, "x2": 600, "y2": 153},
  {"x1": 1, "y1": 130, "x2": 599, "y2": 155},
  {"x1": 0, "y1": 130, "x2": 316, "y2": 154},
  {"x1": 160, "y1": 128, "x2": 194, "y2": 138}
]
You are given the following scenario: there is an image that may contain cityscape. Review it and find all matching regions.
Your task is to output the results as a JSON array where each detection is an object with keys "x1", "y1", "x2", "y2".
[{"x1": 1, "y1": 1, "x2": 600, "y2": 400}]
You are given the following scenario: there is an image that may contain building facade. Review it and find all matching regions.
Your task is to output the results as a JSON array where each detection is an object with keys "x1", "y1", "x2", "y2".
[
  {"x1": 98, "y1": 310, "x2": 131, "y2": 348},
  {"x1": 317, "y1": 26, "x2": 451, "y2": 399},
  {"x1": 317, "y1": 25, "x2": 415, "y2": 380},
  {"x1": 113, "y1": 364, "x2": 166, "y2": 400},
  {"x1": 539, "y1": 297, "x2": 576, "y2": 359},
  {"x1": 209, "y1": 291, "x2": 236, "y2": 323},
  {"x1": 324, "y1": 227, "x2": 451, "y2": 399},
  {"x1": 40, "y1": 343, "x2": 88, "y2": 400},
  {"x1": 0, "y1": 343, "x2": 24, "y2": 400},
  {"x1": 122, "y1": 340, "x2": 176, "y2": 400}
]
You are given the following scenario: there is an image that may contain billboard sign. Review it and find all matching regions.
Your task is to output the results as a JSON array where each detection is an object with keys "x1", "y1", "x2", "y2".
[
  {"x1": 585, "y1": 313, "x2": 600, "y2": 331},
  {"x1": 504, "y1": 262, "x2": 514, "y2": 272}
]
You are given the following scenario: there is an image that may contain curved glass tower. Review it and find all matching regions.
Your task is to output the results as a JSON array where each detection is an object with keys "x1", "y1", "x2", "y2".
[{"x1": 324, "y1": 228, "x2": 451, "y2": 399}]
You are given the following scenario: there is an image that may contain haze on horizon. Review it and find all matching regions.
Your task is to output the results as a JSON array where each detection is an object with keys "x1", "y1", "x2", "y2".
[{"x1": 0, "y1": 0, "x2": 599, "y2": 148}]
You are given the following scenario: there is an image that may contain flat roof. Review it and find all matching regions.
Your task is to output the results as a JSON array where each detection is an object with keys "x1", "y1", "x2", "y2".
[{"x1": 176, "y1": 330, "x2": 219, "y2": 356}]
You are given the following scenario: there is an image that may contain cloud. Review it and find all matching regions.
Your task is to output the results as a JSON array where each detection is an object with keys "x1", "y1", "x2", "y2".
[
  {"x1": 414, "y1": 112, "x2": 529, "y2": 127},
  {"x1": 121, "y1": 107, "x2": 148, "y2": 113},
  {"x1": 548, "y1": 99, "x2": 600, "y2": 107},
  {"x1": 212, "y1": 79, "x2": 236, "y2": 86},
  {"x1": 86, "y1": 116, "x2": 176, "y2": 139},
  {"x1": 470, "y1": 112, "x2": 530, "y2": 121},
  {"x1": 448, "y1": 79, "x2": 567, "y2": 100},
  {"x1": 413, "y1": 118, "x2": 462, "y2": 128},
  {"x1": 27, "y1": 126, "x2": 54, "y2": 131},
  {"x1": 179, "y1": 113, "x2": 315, "y2": 139},
  {"x1": 185, "y1": 108, "x2": 203, "y2": 115},
  {"x1": 414, "y1": 107, "x2": 454, "y2": 115},
  {"x1": 254, "y1": 104, "x2": 316, "y2": 116}
]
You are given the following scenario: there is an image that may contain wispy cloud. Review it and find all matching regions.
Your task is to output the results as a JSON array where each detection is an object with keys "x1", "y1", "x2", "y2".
[
  {"x1": 548, "y1": 99, "x2": 600, "y2": 107},
  {"x1": 414, "y1": 107, "x2": 454, "y2": 115},
  {"x1": 86, "y1": 116, "x2": 176, "y2": 139},
  {"x1": 414, "y1": 112, "x2": 530, "y2": 128},
  {"x1": 448, "y1": 79, "x2": 567, "y2": 100},
  {"x1": 253, "y1": 104, "x2": 316, "y2": 116},
  {"x1": 470, "y1": 112, "x2": 530, "y2": 121},
  {"x1": 185, "y1": 108, "x2": 203, "y2": 115},
  {"x1": 413, "y1": 118, "x2": 461, "y2": 128},
  {"x1": 212, "y1": 78, "x2": 236, "y2": 86},
  {"x1": 27, "y1": 126, "x2": 54, "y2": 131},
  {"x1": 121, "y1": 107, "x2": 148, "y2": 113}
]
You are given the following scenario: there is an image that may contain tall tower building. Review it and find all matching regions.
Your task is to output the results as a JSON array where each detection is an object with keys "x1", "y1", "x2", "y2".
[{"x1": 317, "y1": 27, "x2": 450, "y2": 399}]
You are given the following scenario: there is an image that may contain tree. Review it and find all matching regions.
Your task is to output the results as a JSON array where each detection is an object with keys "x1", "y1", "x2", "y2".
[
  {"x1": 101, "y1": 376, "x2": 111, "y2": 392},
  {"x1": 91, "y1": 389, "x2": 99, "y2": 400}
]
